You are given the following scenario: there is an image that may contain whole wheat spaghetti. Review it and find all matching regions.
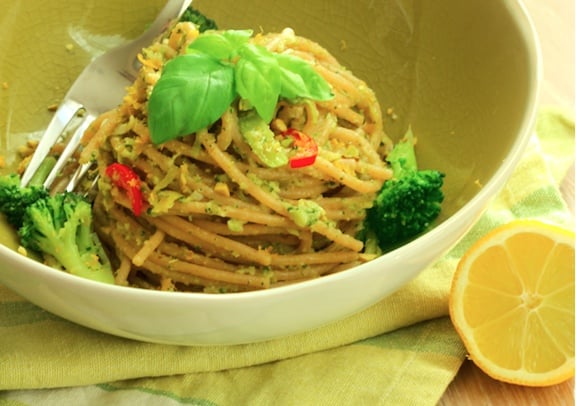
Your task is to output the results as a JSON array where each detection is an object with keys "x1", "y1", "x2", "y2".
[{"x1": 79, "y1": 22, "x2": 393, "y2": 292}]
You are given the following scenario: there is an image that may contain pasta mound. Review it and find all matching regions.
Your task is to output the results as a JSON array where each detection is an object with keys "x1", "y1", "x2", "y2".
[{"x1": 79, "y1": 22, "x2": 393, "y2": 292}]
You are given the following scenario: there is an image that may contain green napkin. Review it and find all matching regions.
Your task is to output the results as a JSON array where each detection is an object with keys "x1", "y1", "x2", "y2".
[{"x1": 0, "y1": 107, "x2": 573, "y2": 405}]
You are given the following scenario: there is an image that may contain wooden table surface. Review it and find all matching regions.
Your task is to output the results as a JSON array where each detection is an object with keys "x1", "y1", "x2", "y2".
[{"x1": 439, "y1": 1, "x2": 575, "y2": 404}]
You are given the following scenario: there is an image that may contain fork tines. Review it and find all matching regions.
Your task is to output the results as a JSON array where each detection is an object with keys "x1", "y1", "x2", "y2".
[{"x1": 20, "y1": 99, "x2": 95, "y2": 192}]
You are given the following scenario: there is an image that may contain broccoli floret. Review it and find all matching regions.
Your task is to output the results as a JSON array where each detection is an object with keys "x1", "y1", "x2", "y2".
[
  {"x1": 0, "y1": 174, "x2": 49, "y2": 228},
  {"x1": 364, "y1": 127, "x2": 445, "y2": 252},
  {"x1": 0, "y1": 173, "x2": 115, "y2": 284},
  {"x1": 18, "y1": 191, "x2": 115, "y2": 284},
  {"x1": 180, "y1": 7, "x2": 218, "y2": 32}
]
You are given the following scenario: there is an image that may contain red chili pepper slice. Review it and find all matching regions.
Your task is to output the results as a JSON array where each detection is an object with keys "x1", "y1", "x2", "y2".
[
  {"x1": 282, "y1": 128, "x2": 318, "y2": 169},
  {"x1": 105, "y1": 163, "x2": 144, "y2": 217}
]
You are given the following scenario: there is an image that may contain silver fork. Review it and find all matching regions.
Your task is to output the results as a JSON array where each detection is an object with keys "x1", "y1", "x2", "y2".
[{"x1": 20, "y1": 0, "x2": 192, "y2": 190}]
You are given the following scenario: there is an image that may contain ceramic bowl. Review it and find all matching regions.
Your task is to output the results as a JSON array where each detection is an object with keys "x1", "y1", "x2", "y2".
[{"x1": 0, "y1": 0, "x2": 540, "y2": 345}]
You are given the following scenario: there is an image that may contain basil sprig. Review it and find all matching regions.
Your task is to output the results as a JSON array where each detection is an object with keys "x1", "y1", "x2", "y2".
[{"x1": 148, "y1": 30, "x2": 334, "y2": 144}]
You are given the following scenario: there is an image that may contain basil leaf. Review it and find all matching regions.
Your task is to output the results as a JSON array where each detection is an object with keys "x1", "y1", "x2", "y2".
[
  {"x1": 187, "y1": 34, "x2": 236, "y2": 60},
  {"x1": 221, "y1": 30, "x2": 253, "y2": 49},
  {"x1": 148, "y1": 53, "x2": 236, "y2": 144},
  {"x1": 235, "y1": 44, "x2": 281, "y2": 123},
  {"x1": 275, "y1": 53, "x2": 333, "y2": 101},
  {"x1": 187, "y1": 30, "x2": 252, "y2": 61}
]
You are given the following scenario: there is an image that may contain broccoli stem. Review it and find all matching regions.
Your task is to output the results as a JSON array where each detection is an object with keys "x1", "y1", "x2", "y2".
[
  {"x1": 39, "y1": 222, "x2": 115, "y2": 284},
  {"x1": 386, "y1": 127, "x2": 418, "y2": 177},
  {"x1": 28, "y1": 156, "x2": 57, "y2": 187},
  {"x1": 57, "y1": 220, "x2": 115, "y2": 285}
]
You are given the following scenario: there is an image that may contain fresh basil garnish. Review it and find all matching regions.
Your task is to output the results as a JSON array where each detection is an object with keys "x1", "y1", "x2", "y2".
[
  {"x1": 235, "y1": 43, "x2": 282, "y2": 124},
  {"x1": 148, "y1": 53, "x2": 236, "y2": 145},
  {"x1": 148, "y1": 29, "x2": 334, "y2": 144},
  {"x1": 276, "y1": 53, "x2": 333, "y2": 100}
]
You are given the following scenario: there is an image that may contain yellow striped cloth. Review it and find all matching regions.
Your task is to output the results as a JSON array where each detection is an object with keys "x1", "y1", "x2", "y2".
[{"x1": 0, "y1": 107, "x2": 573, "y2": 405}]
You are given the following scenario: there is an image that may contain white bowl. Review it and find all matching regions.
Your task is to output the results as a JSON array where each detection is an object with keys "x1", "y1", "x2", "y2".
[{"x1": 0, "y1": 0, "x2": 540, "y2": 345}]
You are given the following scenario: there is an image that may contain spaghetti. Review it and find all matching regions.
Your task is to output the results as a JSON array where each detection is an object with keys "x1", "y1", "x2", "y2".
[{"x1": 79, "y1": 22, "x2": 394, "y2": 292}]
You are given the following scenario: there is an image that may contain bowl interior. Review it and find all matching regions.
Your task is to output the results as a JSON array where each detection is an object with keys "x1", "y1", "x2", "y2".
[
  {"x1": 0, "y1": 0, "x2": 538, "y2": 345},
  {"x1": 0, "y1": 0, "x2": 536, "y2": 245}
]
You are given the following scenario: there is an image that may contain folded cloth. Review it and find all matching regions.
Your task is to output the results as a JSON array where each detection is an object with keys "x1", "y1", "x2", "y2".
[{"x1": 0, "y1": 107, "x2": 573, "y2": 405}]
